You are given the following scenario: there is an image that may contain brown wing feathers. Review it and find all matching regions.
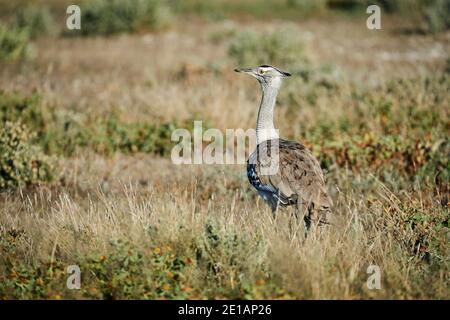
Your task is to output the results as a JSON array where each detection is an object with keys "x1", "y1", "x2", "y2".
[{"x1": 247, "y1": 139, "x2": 332, "y2": 224}]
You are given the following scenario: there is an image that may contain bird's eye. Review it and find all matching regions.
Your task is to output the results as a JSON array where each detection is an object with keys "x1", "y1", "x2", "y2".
[{"x1": 258, "y1": 69, "x2": 265, "y2": 75}]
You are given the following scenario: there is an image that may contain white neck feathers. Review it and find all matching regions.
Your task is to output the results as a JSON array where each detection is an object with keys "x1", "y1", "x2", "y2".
[{"x1": 256, "y1": 83, "x2": 279, "y2": 144}]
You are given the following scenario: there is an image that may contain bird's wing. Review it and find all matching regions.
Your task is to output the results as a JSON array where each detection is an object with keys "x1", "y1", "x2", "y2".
[{"x1": 250, "y1": 139, "x2": 332, "y2": 210}]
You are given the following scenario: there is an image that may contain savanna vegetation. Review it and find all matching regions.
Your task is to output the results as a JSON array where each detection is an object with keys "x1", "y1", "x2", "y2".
[{"x1": 0, "y1": 0, "x2": 449, "y2": 299}]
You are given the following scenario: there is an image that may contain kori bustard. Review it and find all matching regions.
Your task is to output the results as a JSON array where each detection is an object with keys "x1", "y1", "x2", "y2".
[{"x1": 235, "y1": 65, "x2": 333, "y2": 233}]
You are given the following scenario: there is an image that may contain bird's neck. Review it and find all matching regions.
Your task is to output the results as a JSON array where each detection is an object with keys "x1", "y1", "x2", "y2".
[{"x1": 256, "y1": 85, "x2": 279, "y2": 144}]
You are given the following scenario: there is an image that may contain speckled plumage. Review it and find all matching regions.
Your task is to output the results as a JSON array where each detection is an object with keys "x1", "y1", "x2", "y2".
[{"x1": 247, "y1": 138, "x2": 332, "y2": 226}]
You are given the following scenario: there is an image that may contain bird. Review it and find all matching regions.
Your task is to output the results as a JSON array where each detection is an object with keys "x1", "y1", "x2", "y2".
[{"x1": 234, "y1": 65, "x2": 333, "y2": 234}]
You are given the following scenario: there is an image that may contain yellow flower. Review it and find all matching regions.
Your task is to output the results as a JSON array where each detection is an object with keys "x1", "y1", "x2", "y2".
[
  {"x1": 256, "y1": 279, "x2": 266, "y2": 286},
  {"x1": 162, "y1": 283, "x2": 171, "y2": 291}
]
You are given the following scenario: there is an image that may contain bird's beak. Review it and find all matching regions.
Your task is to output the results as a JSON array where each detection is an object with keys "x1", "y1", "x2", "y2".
[{"x1": 234, "y1": 67, "x2": 253, "y2": 74}]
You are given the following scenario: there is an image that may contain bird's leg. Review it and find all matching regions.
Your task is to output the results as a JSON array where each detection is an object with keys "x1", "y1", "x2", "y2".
[
  {"x1": 303, "y1": 204, "x2": 319, "y2": 240},
  {"x1": 288, "y1": 214, "x2": 295, "y2": 242},
  {"x1": 288, "y1": 206, "x2": 303, "y2": 242},
  {"x1": 303, "y1": 216, "x2": 311, "y2": 239},
  {"x1": 271, "y1": 206, "x2": 277, "y2": 220}
]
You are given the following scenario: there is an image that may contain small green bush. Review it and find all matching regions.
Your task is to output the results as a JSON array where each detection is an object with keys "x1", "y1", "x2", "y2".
[
  {"x1": 424, "y1": 0, "x2": 450, "y2": 33},
  {"x1": 228, "y1": 28, "x2": 307, "y2": 68},
  {"x1": 88, "y1": 116, "x2": 177, "y2": 155},
  {"x1": 69, "y1": 0, "x2": 172, "y2": 36},
  {"x1": 14, "y1": 6, "x2": 58, "y2": 39},
  {"x1": 286, "y1": 0, "x2": 327, "y2": 14},
  {"x1": 0, "y1": 24, "x2": 31, "y2": 61},
  {"x1": 0, "y1": 225, "x2": 286, "y2": 299},
  {"x1": 0, "y1": 91, "x2": 45, "y2": 131},
  {"x1": 0, "y1": 91, "x2": 178, "y2": 157},
  {"x1": 82, "y1": 240, "x2": 192, "y2": 299},
  {"x1": 0, "y1": 91, "x2": 56, "y2": 152},
  {"x1": 0, "y1": 122, "x2": 55, "y2": 190}
]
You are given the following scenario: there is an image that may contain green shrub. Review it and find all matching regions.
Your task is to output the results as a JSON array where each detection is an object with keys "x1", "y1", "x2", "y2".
[
  {"x1": 424, "y1": 0, "x2": 450, "y2": 33},
  {"x1": 82, "y1": 240, "x2": 150, "y2": 299},
  {"x1": 0, "y1": 91, "x2": 57, "y2": 152},
  {"x1": 68, "y1": 0, "x2": 172, "y2": 36},
  {"x1": 195, "y1": 222, "x2": 267, "y2": 284},
  {"x1": 0, "y1": 225, "x2": 284, "y2": 299},
  {"x1": 0, "y1": 239, "x2": 195, "y2": 299},
  {"x1": 14, "y1": 5, "x2": 58, "y2": 39},
  {"x1": 0, "y1": 24, "x2": 31, "y2": 61},
  {"x1": 228, "y1": 28, "x2": 307, "y2": 68},
  {"x1": 286, "y1": 0, "x2": 327, "y2": 14},
  {"x1": 87, "y1": 116, "x2": 177, "y2": 155},
  {"x1": 0, "y1": 91, "x2": 179, "y2": 157},
  {"x1": 0, "y1": 91, "x2": 45, "y2": 131},
  {"x1": 0, "y1": 122, "x2": 55, "y2": 190}
]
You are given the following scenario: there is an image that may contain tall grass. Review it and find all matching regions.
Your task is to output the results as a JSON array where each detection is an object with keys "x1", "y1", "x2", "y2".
[{"x1": 0, "y1": 163, "x2": 448, "y2": 298}]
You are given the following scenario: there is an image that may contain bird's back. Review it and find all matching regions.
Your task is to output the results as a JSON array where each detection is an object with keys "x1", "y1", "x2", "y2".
[{"x1": 247, "y1": 138, "x2": 332, "y2": 223}]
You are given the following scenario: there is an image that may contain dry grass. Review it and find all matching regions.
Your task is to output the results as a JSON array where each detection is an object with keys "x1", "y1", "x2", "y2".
[
  {"x1": 1, "y1": 155, "x2": 448, "y2": 298},
  {"x1": 0, "y1": 15, "x2": 449, "y2": 299}
]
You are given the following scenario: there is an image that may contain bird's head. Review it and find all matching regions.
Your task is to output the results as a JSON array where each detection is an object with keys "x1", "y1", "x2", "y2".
[{"x1": 234, "y1": 65, "x2": 291, "y2": 89}]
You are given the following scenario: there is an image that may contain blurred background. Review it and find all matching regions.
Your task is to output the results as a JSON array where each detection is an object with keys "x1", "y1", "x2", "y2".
[{"x1": 0, "y1": 0, "x2": 449, "y2": 299}]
